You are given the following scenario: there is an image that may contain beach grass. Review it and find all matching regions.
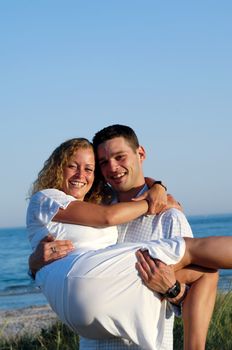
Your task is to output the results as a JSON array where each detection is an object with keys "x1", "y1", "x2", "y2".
[
  {"x1": 0, "y1": 291, "x2": 231, "y2": 350},
  {"x1": 0, "y1": 322, "x2": 79, "y2": 350},
  {"x1": 174, "y1": 291, "x2": 232, "y2": 350}
]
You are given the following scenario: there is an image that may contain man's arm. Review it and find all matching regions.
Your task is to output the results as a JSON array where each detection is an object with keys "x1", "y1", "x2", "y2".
[
  {"x1": 134, "y1": 205, "x2": 193, "y2": 301},
  {"x1": 135, "y1": 208, "x2": 193, "y2": 304},
  {"x1": 135, "y1": 250, "x2": 187, "y2": 304}
]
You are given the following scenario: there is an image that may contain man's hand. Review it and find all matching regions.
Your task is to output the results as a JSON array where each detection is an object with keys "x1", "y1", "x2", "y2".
[
  {"x1": 28, "y1": 235, "x2": 74, "y2": 277},
  {"x1": 135, "y1": 249, "x2": 176, "y2": 294},
  {"x1": 135, "y1": 249, "x2": 188, "y2": 304}
]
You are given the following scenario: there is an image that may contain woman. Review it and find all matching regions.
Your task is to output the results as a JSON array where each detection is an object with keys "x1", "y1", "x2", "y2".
[{"x1": 27, "y1": 138, "x2": 231, "y2": 350}]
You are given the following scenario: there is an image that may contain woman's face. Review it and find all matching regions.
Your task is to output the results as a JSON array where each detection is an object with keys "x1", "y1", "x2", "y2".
[{"x1": 62, "y1": 147, "x2": 95, "y2": 200}]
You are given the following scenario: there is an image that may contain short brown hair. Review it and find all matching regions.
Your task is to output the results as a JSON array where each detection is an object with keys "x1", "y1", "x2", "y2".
[{"x1": 92, "y1": 124, "x2": 140, "y2": 153}]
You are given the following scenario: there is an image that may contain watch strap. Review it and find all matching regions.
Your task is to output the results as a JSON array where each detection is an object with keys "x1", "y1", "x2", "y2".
[
  {"x1": 163, "y1": 280, "x2": 181, "y2": 299},
  {"x1": 153, "y1": 181, "x2": 167, "y2": 191}
]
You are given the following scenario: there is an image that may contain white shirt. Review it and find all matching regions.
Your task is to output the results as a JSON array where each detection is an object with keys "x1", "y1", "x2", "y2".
[
  {"x1": 27, "y1": 188, "x2": 189, "y2": 349},
  {"x1": 80, "y1": 186, "x2": 193, "y2": 350}
]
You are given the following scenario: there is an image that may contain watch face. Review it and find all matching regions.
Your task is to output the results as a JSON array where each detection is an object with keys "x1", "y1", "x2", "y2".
[
  {"x1": 165, "y1": 281, "x2": 181, "y2": 298},
  {"x1": 171, "y1": 286, "x2": 180, "y2": 297}
]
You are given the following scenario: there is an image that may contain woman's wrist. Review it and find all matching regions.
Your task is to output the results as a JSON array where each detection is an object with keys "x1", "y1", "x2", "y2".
[
  {"x1": 143, "y1": 198, "x2": 150, "y2": 213},
  {"x1": 144, "y1": 177, "x2": 167, "y2": 191}
]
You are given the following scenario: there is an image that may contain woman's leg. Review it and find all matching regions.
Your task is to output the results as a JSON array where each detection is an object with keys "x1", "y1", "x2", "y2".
[
  {"x1": 175, "y1": 267, "x2": 219, "y2": 350},
  {"x1": 174, "y1": 236, "x2": 232, "y2": 271},
  {"x1": 135, "y1": 248, "x2": 219, "y2": 349}
]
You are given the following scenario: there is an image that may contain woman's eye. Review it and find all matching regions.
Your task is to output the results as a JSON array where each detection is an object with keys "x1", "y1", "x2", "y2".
[{"x1": 68, "y1": 164, "x2": 76, "y2": 169}]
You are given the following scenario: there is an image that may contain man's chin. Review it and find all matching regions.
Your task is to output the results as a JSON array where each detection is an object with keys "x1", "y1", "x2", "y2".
[
  {"x1": 111, "y1": 183, "x2": 131, "y2": 193},
  {"x1": 109, "y1": 177, "x2": 128, "y2": 189}
]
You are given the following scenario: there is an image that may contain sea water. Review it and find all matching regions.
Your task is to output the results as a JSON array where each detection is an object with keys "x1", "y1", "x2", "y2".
[{"x1": 0, "y1": 214, "x2": 231, "y2": 310}]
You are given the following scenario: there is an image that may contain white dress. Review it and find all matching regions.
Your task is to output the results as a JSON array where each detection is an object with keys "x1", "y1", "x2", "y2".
[{"x1": 27, "y1": 189, "x2": 186, "y2": 350}]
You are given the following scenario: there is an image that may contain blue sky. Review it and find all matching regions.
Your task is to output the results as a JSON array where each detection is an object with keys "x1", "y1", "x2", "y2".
[{"x1": 1, "y1": 1, "x2": 232, "y2": 227}]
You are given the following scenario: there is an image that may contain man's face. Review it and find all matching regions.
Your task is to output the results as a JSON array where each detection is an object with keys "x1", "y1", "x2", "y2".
[{"x1": 97, "y1": 136, "x2": 146, "y2": 193}]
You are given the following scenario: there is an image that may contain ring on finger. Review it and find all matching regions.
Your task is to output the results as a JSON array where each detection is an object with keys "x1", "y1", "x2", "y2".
[{"x1": 51, "y1": 246, "x2": 57, "y2": 254}]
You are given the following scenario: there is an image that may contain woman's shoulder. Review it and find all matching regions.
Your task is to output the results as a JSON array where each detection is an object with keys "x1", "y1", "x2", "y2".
[
  {"x1": 30, "y1": 189, "x2": 76, "y2": 207},
  {"x1": 31, "y1": 189, "x2": 73, "y2": 200},
  {"x1": 31, "y1": 188, "x2": 63, "y2": 197}
]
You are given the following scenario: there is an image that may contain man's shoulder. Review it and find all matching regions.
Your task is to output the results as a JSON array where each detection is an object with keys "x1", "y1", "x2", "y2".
[
  {"x1": 158, "y1": 208, "x2": 190, "y2": 226},
  {"x1": 158, "y1": 208, "x2": 193, "y2": 237},
  {"x1": 159, "y1": 208, "x2": 187, "y2": 220},
  {"x1": 143, "y1": 208, "x2": 187, "y2": 223}
]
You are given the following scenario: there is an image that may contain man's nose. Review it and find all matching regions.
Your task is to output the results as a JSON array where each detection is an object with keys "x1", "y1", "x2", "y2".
[{"x1": 108, "y1": 159, "x2": 119, "y2": 172}]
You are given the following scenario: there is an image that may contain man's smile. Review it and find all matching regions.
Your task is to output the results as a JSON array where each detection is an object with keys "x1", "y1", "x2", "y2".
[{"x1": 111, "y1": 172, "x2": 127, "y2": 180}]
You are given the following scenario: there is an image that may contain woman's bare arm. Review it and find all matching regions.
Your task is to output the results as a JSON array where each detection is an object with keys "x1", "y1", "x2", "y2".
[
  {"x1": 29, "y1": 200, "x2": 148, "y2": 274},
  {"x1": 54, "y1": 200, "x2": 149, "y2": 227}
]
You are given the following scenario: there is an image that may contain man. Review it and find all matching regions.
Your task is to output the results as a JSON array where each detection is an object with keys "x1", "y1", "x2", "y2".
[{"x1": 29, "y1": 125, "x2": 218, "y2": 349}]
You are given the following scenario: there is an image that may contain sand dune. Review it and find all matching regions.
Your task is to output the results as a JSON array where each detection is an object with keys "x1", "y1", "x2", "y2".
[{"x1": 0, "y1": 305, "x2": 58, "y2": 340}]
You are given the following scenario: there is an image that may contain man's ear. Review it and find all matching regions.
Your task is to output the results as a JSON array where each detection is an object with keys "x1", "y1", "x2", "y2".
[{"x1": 138, "y1": 146, "x2": 146, "y2": 161}]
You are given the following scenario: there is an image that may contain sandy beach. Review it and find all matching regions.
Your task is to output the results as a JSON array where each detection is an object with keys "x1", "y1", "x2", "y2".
[{"x1": 0, "y1": 305, "x2": 58, "y2": 340}]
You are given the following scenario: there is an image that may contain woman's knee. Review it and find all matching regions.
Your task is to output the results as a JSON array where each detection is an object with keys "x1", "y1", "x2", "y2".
[{"x1": 203, "y1": 269, "x2": 219, "y2": 286}]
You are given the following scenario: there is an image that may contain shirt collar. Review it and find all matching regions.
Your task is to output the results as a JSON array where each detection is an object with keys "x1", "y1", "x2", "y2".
[{"x1": 112, "y1": 183, "x2": 148, "y2": 203}]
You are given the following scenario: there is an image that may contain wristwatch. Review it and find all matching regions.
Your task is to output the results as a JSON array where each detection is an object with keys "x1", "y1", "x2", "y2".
[
  {"x1": 153, "y1": 181, "x2": 167, "y2": 191},
  {"x1": 163, "y1": 280, "x2": 181, "y2": 299}
]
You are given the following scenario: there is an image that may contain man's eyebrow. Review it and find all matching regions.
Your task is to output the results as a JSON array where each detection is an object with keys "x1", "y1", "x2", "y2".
[{"x1": 98, "y1": 151, "x2": 126, "y2": 161}]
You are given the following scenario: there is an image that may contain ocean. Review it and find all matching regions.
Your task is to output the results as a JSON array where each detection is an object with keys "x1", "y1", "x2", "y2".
[{"x1": 0, "y1": 214, "x2": 232, "y2": 311}]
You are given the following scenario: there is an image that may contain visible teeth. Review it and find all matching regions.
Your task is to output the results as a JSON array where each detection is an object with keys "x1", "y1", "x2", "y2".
[
  {"x1": 112, "y1": 173, "x2": 125, "y2": 179},
  {"x1": 70, "y1": 181, "x2": 85, "y2": 188}
]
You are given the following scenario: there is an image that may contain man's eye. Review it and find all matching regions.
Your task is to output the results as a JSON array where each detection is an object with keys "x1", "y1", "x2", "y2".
[
  {"x1": 86, "y1": 168, "x2": 94, "y2": 172},
  {"x1": 116, "y1": 155, "x2": 124, "y2": 161}
]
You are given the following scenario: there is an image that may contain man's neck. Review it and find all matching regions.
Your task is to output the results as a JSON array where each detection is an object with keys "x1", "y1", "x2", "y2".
[{"x1": 117, "y1": 184, "x2": 146, "y2": 202}]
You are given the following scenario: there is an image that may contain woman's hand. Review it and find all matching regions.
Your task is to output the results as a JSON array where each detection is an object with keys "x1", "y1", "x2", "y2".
[
  {"x1": 133, "y1": 179, "x2": 168, "y2": 214},
  {"x1": 133, "y1": 177, "x2": 183, "y2": 215},
  {"x1": 164, "y1": 194, "x2": 183, "y2": 213},
  {"x1": 28, "y1": 235, "x2": 74, "y2": 277}
]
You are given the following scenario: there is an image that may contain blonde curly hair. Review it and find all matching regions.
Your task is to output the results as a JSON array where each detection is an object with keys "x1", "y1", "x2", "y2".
[{"x1": 30, "y1": 138, "x2": 112, "y2": 203}]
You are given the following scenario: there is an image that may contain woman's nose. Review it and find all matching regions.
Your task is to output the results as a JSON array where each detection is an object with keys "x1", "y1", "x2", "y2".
[{"x1": 74, "y1": 168, "x2": 83, "y2": 177}]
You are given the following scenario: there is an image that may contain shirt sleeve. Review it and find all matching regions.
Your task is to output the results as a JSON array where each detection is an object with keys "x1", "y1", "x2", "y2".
[
  {"x1": 160, "y1": 209, "x2": 193, "y2": 316},
  {"x1": 26, "y1": 189, "x2": 76, "y2": 250},
  {"x1": 161, "y1": 208, "x2": 193, "y2": 239}
]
